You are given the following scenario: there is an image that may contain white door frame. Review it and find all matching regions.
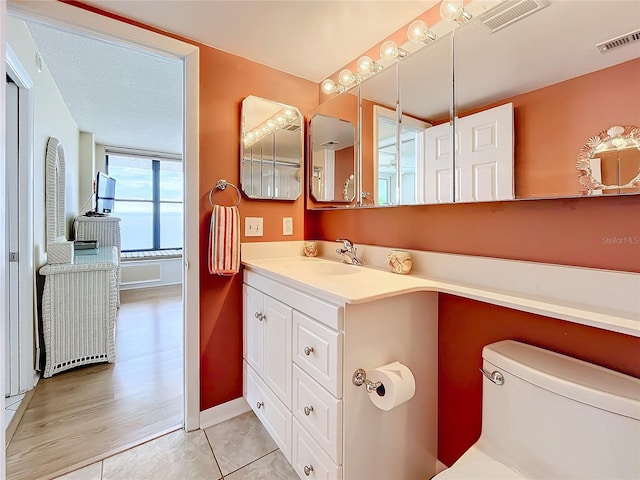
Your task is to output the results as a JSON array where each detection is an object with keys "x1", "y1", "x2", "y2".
[
  {"x1": 3, "y1": 0, "x2": 201, "y2": 436},
  {"x1": 6, "y1": 43, "x2": 36, "y2": 396},
  {"x1": 1, "y1": 0, "x2": 8, "y2": 476}
]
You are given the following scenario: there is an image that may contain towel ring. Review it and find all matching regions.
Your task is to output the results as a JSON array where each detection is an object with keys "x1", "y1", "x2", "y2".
[{"x1": 209, "y1": 179, "x2": 241, "y2": 207}]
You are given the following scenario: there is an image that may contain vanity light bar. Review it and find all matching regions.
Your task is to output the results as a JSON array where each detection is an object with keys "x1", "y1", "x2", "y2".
[{"x1": 243, "y1": 107, "x2": 300, "y2": 148}]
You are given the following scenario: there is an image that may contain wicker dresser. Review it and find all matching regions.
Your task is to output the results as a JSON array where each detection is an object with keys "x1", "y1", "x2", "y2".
[
  {"x1": 39, "y1": 247, "x2": 119, "y2": 377},
  {"x1": 74, "y1": 215, "x2": 121, "y2": 282}
]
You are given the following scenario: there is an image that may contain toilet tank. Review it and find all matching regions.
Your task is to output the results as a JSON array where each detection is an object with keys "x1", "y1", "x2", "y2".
[{"x1": 477, "y1": 340, "x2": 640, "y2": 479}]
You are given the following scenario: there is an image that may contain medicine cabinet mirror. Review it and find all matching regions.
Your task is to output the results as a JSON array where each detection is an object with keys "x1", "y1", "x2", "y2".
[
  {"x1": 240, "y1": 95, "x2": 303, "y2": 200},
  {"x1": 306, "y1": 0, "x2": 640, "y2": 210},
  {"x1": 309, "y1": 114, "x2": 356, "y2": 203},
  {"x1": 307, "y1": 89, "x2": 359, "y2": 208}
]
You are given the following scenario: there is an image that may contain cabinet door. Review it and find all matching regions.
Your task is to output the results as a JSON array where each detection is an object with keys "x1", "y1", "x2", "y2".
[
  {"x1": 244, "y1": 285, "x2": 264, "y2": 375},
  {"x1": 263, "y1": 294, "x2": 293, "y2": 408}
]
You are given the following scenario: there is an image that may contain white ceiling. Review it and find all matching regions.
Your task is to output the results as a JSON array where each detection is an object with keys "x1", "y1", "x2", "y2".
[
  {"x1": 81, "y1": 0, "x2": 438, "y2": 82},
  {"x1": 21, "y1": 1, "x2": 438, "y2": 155}
]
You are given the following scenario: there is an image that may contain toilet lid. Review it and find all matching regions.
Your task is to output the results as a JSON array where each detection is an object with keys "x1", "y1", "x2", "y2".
[{"x1": 433, "y1": 460, "x2": 526, "y2": 479}]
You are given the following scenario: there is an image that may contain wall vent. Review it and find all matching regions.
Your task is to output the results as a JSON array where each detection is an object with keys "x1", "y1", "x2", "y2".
[
  {"x1": 476, "y1": 0, "x2": 549, "y2": 33},
  {"x1": 283, "y1": 124, "x2": 301, "y2": 132},
  {"x1": 596, "y1": 30, "x2": 640, "y2": 54}
]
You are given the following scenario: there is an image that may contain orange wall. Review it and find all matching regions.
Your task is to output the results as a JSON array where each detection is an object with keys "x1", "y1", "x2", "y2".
[
  {"x1": 198, "y1": 48, "x2": 317, "y2": 408},
  {"x1": 438, "y1": 294, "x2": 640, "y2": 466},
  {"x1": 333, "y1": 146, "x2": 354, "y2": 197}
]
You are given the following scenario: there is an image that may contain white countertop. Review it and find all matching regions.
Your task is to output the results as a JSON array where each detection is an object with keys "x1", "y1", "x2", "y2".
[{"x1": 242, "y1": 252, "x2": 640, "y2": 338}]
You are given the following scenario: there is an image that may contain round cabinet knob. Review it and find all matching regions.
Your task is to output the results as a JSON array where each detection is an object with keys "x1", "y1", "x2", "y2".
[
  {"x1": 303, "y1": 346, "x2": 314, "y2": 356},
  {"x1": 303, "y1": 465, "x2": 314, "y2": 476},
  {"x1": 256, "y1": 401, "x2": 264, "y2": 409},
  {"x1": 303, "y1": 405, "x2": 314, "y2": 416},
  {"x1": 254, "y1": 312, "x2": 264, "y2": 321}
]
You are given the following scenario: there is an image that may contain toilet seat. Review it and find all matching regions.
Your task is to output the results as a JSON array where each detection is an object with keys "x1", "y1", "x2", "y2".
[
  {"x1": 433, "y1": 460, "x2": 525, "y2": 479},
  {"x1": 433, "y1": 446, "x2": 525, "y2": 480}
]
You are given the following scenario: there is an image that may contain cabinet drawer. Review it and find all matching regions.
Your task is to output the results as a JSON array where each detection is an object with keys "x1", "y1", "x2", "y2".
[
  {"x1": 293, "y1": 311, "x2": 342, "y2": 398},
  {"x1": 245, "y1": 362, "x2": 292, "y2": 461},
  {"x1": 292, "y1": 419, "x2": 342, "y2": 480},
  {"x1": 293, "y1": 365, "x2": 342, "y2": 464}
]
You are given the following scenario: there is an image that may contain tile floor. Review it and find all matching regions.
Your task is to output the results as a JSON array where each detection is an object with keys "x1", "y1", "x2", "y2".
[{"x1": 53, "y1": 411, "x2": 299, "y2": 480}]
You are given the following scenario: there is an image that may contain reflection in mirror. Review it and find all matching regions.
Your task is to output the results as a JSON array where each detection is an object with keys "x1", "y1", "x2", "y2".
[
  {"x1": 240, "y1": 95, "x2": 303, "y2": 200},
  {"x1": 358, "y1": 62, "x2": 399, "y2": 206},
  {"x1": 454, "y1": 0, "x2": 640, "y2": 201},
  {"x1": 398, "y1": 33, "x2": 453, "y2": 204},
  {"x1": 577, "y1": 125, "x2": 640, "y2": 195},
  {"x1": 307, "y1": 90, "x2": 358, "y2": 208},
  {"x1": 310, "y1": 114, "x2": 356, "y2": 202}
]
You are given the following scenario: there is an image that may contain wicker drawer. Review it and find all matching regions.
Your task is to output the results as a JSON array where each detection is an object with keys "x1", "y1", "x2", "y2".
[
  {"x1": 292, "y1": 419, "x2": 342, "y2": 480},
  {"x1": 293, "y1": 365, "x2": 342, "y2": 464},
  {"x1": 245, "y1": 361, "x2": 292, "y2": 461},
  {"x1": 293, "y1": 311, "x2": 342, "y2": 398}
]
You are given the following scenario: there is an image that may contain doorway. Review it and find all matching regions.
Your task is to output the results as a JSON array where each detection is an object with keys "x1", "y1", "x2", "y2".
[{"x1": 1, "y1": 0, "x2": 200, "y2": 476}]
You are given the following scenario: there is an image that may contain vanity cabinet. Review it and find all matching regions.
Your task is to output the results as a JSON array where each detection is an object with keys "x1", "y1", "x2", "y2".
[{"x1": 243, "y1": 268, "x2": 439, "y2": 480}]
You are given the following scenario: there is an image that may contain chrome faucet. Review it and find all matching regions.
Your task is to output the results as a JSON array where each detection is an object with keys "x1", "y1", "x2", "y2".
[{"x1": 335, "y1": 238, "x2": 363, "y2": 266}]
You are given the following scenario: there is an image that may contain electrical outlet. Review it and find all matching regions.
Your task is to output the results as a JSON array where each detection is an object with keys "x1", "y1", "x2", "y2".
[
  {"x1": 245, "y1": 217, "x2": 264, "y2": 237},
  {"x1": 283, "y1": 217, "x2": 293, "y2": 236}
]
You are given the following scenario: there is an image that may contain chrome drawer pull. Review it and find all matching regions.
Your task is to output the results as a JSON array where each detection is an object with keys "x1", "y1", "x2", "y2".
[
  {"x1": 256, "y1": 401, "x2": 264, "y2": 409},
  {"x1": 303, "y1": 405, "x2": 314, "y2": 416},
  {"x1": 303, "y1": 465, "x2": 314, "y2": 476},
  {"x1": 304, "y1": 346, "x2": 314, "y2": 356},
  {"x1": 480, "y1": 368, "x2": 504, "y2": 385}
]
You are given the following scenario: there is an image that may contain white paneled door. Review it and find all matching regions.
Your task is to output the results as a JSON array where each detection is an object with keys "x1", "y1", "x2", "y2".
[{"x1": 456, "y1": 103, "x2": 514, "y2": 202}]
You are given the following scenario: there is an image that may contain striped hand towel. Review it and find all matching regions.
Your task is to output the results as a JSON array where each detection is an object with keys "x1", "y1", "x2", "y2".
[{"x1": 208, "y1": 205, "x2": 240, "y2": 275}]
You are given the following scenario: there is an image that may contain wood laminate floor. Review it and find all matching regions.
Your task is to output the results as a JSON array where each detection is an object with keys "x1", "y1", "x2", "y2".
[{"x1": 6, "y1": 285, "x2": 183, "y2": 480}]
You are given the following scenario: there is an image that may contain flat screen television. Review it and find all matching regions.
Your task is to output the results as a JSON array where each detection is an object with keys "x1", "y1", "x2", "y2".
[{"x1": 95, "y1": 172, "x2": 116, "y2": 214}]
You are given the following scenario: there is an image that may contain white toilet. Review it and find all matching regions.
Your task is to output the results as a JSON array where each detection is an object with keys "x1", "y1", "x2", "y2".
[{"x1": 434, "y1": 340, "x2": 640, "y2": 479}]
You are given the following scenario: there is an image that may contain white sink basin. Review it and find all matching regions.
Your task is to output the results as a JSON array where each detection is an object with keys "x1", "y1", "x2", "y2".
[{"x1": 283, "y1": 260, "x2": 361, "y2": 276}]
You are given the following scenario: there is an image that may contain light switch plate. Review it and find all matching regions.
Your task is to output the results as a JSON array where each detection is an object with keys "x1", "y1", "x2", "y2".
[
  {"x1": 245, "y1": 217, "x2": 264, "y2": 237},
  {"x1": 283, "y1": 217, "x2": 293, "y2": 236}
]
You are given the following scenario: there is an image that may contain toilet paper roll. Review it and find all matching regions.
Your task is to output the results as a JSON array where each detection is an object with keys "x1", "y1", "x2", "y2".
[{"x1": 367, "y1": 361, "x2": 415, "y2": 411}]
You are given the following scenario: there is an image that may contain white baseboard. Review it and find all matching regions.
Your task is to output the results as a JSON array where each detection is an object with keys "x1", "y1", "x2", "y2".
[{"x1": 199, "y1": 397, "x2": 251, "y2": 430}]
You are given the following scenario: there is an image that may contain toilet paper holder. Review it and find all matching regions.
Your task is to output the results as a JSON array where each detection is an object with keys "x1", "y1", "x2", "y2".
[{"x1": 352, "y1": 368, "x2": 383, "y2": 394}]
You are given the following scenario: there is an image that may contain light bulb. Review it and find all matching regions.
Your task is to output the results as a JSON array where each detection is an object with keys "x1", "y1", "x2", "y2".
[
  {"x1": 440, "y1": 0, "x2": 471, "y2": 23},
  {"x1": 380, "y1": 40, "x2": 407, "y2": 60},
  {"x1": 246, "y1": 131, "x2": 255, "y2": 140},
  {"x1": 407, "y1": 19, "x2": 436, "y2": 44},
  {"x1": 357, "y1": 55, "x2": 381, "y2": 76},
  {"x1": 275, "y1": 114, "x2": 285, "y2": 125},
  {"x1": 284, "y1": 107, "x2": 295, "y2": 118},
  {"x1": 260, "y1": 125, "x2": 268, "y2": 134},
  {"x1": 339, "y1": 68, "x2": 356, "y2": 86},
  {"x1": 321, "y1": 78, "x2": 337, "y2": 94},
  {"x1": 266, "y1": 120, "x2": 276, "y2": 130}
]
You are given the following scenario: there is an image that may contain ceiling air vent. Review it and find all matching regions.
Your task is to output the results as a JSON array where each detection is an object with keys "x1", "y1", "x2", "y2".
[
  {"x1": 596, "y1": 30, "x2": 640, "y2": 54},
  {"x1": 283, "y1": 124, "x2": 301, "y2": 132},
  {"x1": 320, "y1": 140, "x2": 339, "y2": 147},
  {"x1": 476, "y1": 0, "x2": 549, "y2": 33}
]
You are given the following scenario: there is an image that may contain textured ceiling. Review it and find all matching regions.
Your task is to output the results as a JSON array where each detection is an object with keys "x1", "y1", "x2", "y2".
[{"x1": 27, "y1": 22, "x2": 183, "y2": 154}]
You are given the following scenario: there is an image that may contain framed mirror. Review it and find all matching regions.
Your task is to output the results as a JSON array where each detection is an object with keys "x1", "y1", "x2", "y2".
[
  {"x1": 309, "y1": 114, "x2": 356, "y2": 203},
  {"x1": 45, "y1": 137, "x2": 66, "y2": 244},
  {"x1": 240, "y1": 95, "x2": 303, "y2": 200},
  {"x1": 307, "y1": 89, "x2": 358, "y2": 208},
  {"x1": 454, "y1": 0, "x2": 640, "y2": 201}
]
